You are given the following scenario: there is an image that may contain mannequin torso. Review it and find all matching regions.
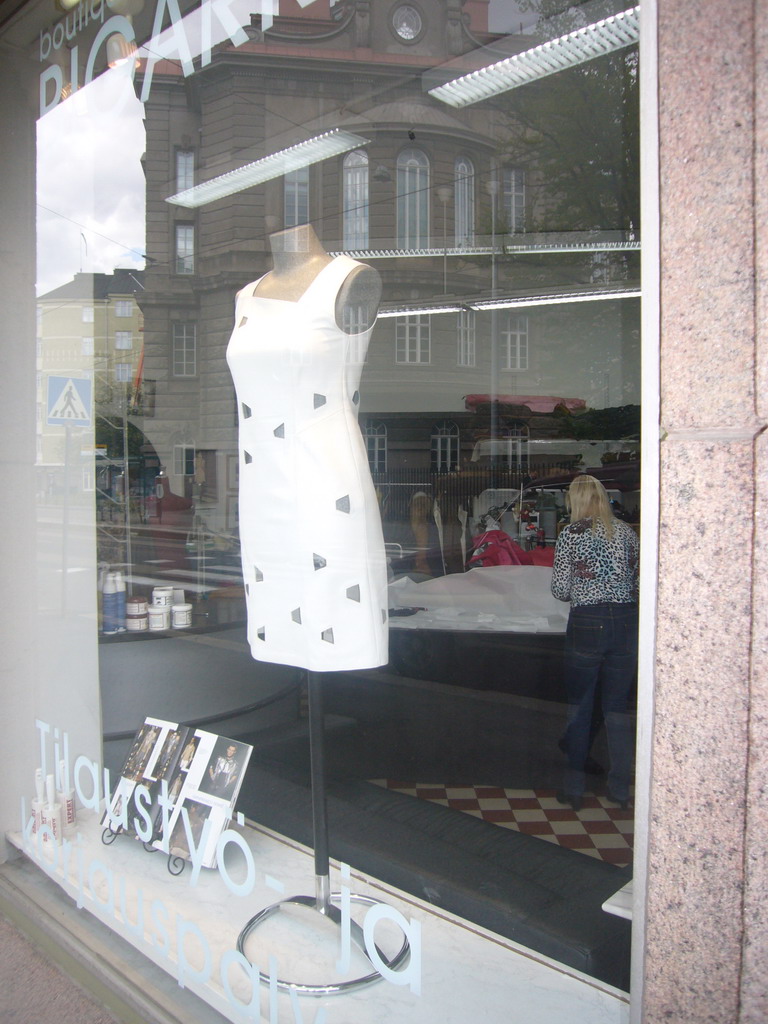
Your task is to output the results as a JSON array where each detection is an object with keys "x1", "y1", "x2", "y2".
[{"x1": 249, "y1": 225, "x2": 381, "y2": 331}]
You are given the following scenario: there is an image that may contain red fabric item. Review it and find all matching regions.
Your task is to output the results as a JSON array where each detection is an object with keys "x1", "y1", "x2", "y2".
[
  {"x1": 530, "y1": 546, "x2": 555, "y2": 567},
  {"x1": 466, "y1": 530, "x2": 534, "y2": 568}
]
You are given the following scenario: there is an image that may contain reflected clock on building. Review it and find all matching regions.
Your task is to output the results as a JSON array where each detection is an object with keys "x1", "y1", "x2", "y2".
[{"x1": 392, "y1": 4, "x2": 423, "y2": 41}]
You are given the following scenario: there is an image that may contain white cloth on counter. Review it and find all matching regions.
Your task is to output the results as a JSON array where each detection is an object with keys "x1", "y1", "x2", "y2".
[{"x1": 389, "y1": 565, "x2": 568, "y2": 634}]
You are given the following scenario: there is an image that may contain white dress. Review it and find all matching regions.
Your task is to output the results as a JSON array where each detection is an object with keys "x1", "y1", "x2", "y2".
[{"x1": 226, "y1": 255, "x2": 388, "y2": 671}]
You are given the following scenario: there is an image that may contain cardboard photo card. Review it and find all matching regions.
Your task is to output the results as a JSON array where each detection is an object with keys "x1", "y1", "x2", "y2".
[
  {"x1": 153, "y1": 731, "x2": 253, "y2": 868},
  {"x1": 106, "y1": 717, "x2": 252, "y2": 867}
]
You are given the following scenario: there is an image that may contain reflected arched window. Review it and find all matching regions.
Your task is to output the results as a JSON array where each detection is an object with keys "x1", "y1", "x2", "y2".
[
  {"x1": 501, "y1": 166, "x2": 525, "y2": 233},
  {"x1": 343, "y1": 150, "x2": 369, "y2": 249},
  {"x1": 454, "y1": 156, "x2": 475, "y2": 246},
  {"x1": 363, "y1": 421, "x2": 387, "y2": 473},
  {"x1": 396, "y1": 148, "x2": 429, "y2": 248},
  {"x1": 431, "y1": 420, "x2": 460, "y2": 472}
]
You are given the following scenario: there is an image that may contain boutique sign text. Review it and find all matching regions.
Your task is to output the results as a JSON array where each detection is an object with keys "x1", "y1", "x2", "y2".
[{"x1": 38, "y1": 0, "x2": 323, "y2": 118}]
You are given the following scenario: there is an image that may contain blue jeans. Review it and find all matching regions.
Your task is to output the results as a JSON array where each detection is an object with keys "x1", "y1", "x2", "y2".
[{"x1": 562, "y1": 603, "x2": 638, "y2": 800}]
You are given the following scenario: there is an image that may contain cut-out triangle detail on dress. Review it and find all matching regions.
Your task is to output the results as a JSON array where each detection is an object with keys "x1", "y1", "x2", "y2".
[
  {"x1": 352, "y1": 391, "x2": 360, "y2": 405},
  {"x1": 256, "y1": 626, "x2": 266, "y2": 641},
  {"x1": 254, "y1": 566, "x2": 264, "y2": 582},
  {"x1": 291, "y1": 608, "x2": 302, "y2": 624},
  {"x1": 313, "y1": 553, "x2": 327, "y2": 570},
  {"x1": 273, "y1": 423, "x2": 285, "y2": 438},
  {"x1": 313, "y1": 393, "x2": 327, "y2": 409},
  {"x1": 321, "y1": 627, "x2": 334, "y2": 644},
  {"x1": 381, "y1": 608, "x2": 388, "y2": 623},
  {"x1": 242, "y1": 403, "x2": 252, "y2": 419},
  {"x1": 346, "y1": 585, "x2": 361, "y2": 602},
  {"x1": 239, "y1": 316, "x2": 248, "y2": 327},
  {"x1": 336, "y1": 495, "x2": 351, "y2": 513},
  {"x1": 244, "y1": 451, "x2": 253, "y2": 464}
]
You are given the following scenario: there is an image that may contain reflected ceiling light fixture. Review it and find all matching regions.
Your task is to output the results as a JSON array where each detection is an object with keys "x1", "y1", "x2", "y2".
[
  {"x1": 428, "y1": 6, "x2": 639, "y2": 107},
  {"x1": 336, "y1": 239, "x2": 640, "y2": 260},
  {"x1": 167, "y1": 129, "x2": 370, "y2": 209},
  {"x1": 375, "y1": 287, "x2": 640, "y2": 319},
  {"x1": 377, "y1": 302, "x2": 465, "y2": 318},
  {"x1": 468, "y1": 286, "x2": 641, "y2": 311}
]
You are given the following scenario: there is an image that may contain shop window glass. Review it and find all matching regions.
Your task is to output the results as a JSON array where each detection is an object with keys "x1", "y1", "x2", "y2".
[
  {"x1": 501, "y1": 313, "x2": 529, "y2": 371},
  {"x1": 396, "y1": 148, "x2": 429, "y2": 248},
  {"x1": 24, "y1": 0, "x2": 642, "y2": 1004},
  {"x1": 176, "y1": 150, "x2": 194, "y2": 192},
  {"x1": 343, "y1": 150, "x2": 369, "y2": 249},
  {"x1": 285, "y1": 166, "x2": 309, "y2": 228},
  {"x1": 457, "y1": 309, "x2": 476, "y2": 366},
  {"x1": 502, "y1": 166, "x2": 525, "y2": 233},
  {"x1": 175, "y1": 224, "x2": 195, "y2": 274},
  {"x1": 431, "y1": 420, "x2": 460, "y2": 471},
  {"x1": 396, "y1": 314, "x2": 430, "y2": 363},
  {"x1": 174, "y1": 444, "x2": 195, "y2": 476},
  {"x1": 364, "y1": 422, "x2": 387, "y2": 472},
  {"x1": 454, "y1": 156, "x2": 475, "y2": 246},
  {"x1": 172, "y1": 322, "x2": 197, "y2": 377}
]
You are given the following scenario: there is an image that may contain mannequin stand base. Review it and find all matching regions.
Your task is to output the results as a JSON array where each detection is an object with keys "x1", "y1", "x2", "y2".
[{"x1": 237, "y1": 890, "x2": 411, "y2": 996}]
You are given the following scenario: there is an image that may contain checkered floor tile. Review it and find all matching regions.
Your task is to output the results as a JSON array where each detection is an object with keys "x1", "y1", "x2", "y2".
[{"x1": 368, "y1": 781, "x2": 634, "y2": 867}]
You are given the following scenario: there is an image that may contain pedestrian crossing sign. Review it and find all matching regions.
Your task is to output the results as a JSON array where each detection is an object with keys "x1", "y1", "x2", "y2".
[{"x1": 47, "y1": 375, "x2": 92, "y2": 427}]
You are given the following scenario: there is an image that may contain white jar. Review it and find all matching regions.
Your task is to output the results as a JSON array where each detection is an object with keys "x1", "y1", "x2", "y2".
[
  {"x1": 147, "y1": 604, "x2": 171, "y2": 631},
  {"x1": 171, "y1": 603, "x2": 193, "y2": 629}
]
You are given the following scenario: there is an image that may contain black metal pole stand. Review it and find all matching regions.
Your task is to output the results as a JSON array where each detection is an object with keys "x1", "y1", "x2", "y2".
[{"x1": 236, "y1": 668, "x2": 410, "y2": 995}]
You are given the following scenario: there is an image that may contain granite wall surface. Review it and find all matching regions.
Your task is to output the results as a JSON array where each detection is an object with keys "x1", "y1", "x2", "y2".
[{"x1": 643, "y1": 1, "x2": 767, "y2": 1021}]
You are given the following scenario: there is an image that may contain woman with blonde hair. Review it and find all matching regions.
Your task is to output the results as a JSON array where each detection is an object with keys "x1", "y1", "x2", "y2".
[{"x1": 551, "y1": 474, "x2": 639, "y2": 811}]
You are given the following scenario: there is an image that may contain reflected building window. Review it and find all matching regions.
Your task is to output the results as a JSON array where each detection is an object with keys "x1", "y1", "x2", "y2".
[
  {"x1": 82, "y1": 306, "x2": 94, "y2": 323},
  {"x1": 502, "y1": 166, "x2": 525, "y2": 233},
  {"x1": 114, "y1": 300, "x2": 133, "y2": 317},
  {"x1": 501, "y1": 313, "x2": 528, "y2": 371},
  {"x1": 343, "y1": 150, "x2": 369, "y2": 249},
  {"x1": 175, "y1": 224, "x2": 195, "y2": 274},
  {"x1": 363, "y1": 421, "x2": 387, "y2": 472},
  {"x1": 172, "y1": 322, "x2": 197, "y2": 377},
  {"x1": 174, "y1": 444, "x2": 195, "y2": 477},
  {"x1": 457, "y1": 309, "x2": 476, "y2": 367},
  {"x1": 431, "y1": 420, "x2": 460, "y2": 472},
  {"x1": 176, "y1": 149, "x2": 194, "y2": 192},
  {"x1": 396, "y1": 148, "x2": 429, "y2": 248},
  {"x1": 115, "y1": 331, "x2": 132, "y2": 350},
  {"x1": 396, "y1": 314, "x2": 430, "y2": 364},
  {"x1": 285, "y1": 166, "x2": 310, "y2": 227},
  {"x1": 115, "y1": 362, "x2": 132, "y2": 382},
  {"x1": 454, "y1": 156, "x2": 475, "y2": 246}
]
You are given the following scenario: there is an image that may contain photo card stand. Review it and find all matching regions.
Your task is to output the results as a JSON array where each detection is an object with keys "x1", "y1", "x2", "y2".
[
  {"x1": 236, "y1": 669, "x2": 411, "y2": 995},
  {"x1": 100, "y1": 824, "x2": 187, "y2": 876}
]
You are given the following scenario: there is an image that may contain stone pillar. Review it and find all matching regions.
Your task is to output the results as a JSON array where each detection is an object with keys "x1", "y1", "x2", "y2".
[{"x1": 642, "y1": 1, "x2": 768, "y2": 1020}]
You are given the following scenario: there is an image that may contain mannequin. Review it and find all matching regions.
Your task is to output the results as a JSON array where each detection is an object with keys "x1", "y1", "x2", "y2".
[
  {"x1": 227, "y1": 231, "x2": 411, "y2": 977},
  {"x1": 226, "y1": 224, "x2": 388, "y2": 673},
  {"x1": 248, "y1": 224, "x2": 381, "y2": 330}
]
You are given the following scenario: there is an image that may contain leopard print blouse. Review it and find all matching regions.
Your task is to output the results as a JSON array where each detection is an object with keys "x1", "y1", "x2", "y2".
[{"x1": 551, "y1": 516, "x2": 639, "y2": 607}]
